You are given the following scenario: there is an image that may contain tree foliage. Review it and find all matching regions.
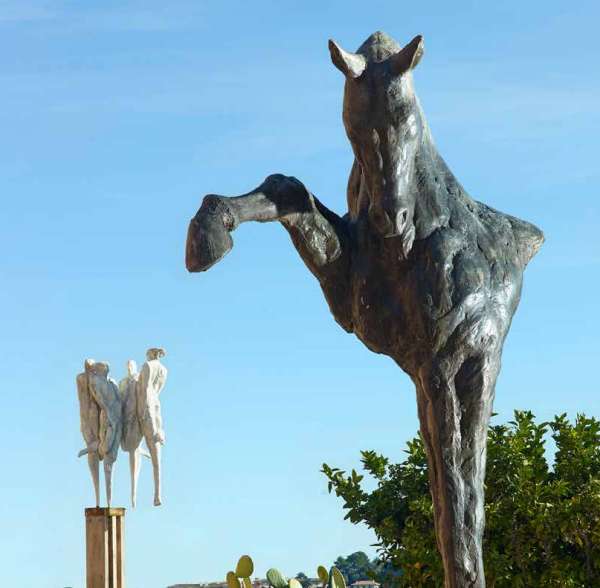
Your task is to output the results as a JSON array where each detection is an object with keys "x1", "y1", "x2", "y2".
[
  {"x1": 333, "y1": 551, "x2": 376, "y2": 584},
  {"x1": 294, "y1": 573, "x2": 311, "y2": 588},
  {"x1": 322, "y1": 411, "x2": 600, "y2": 587}
]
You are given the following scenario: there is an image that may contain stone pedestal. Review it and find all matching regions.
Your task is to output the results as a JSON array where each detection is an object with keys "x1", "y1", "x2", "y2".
[{"x1": 85, "y1": 508, "x2": 125, "y2": 588}]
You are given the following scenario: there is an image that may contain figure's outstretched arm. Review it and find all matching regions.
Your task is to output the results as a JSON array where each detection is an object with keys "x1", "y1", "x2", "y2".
[{"x1": 185, "y1": 174, "x2": 353, "y2": 331}]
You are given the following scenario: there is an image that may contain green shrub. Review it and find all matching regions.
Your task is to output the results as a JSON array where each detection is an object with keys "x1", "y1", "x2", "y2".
[{"x1": 322, "y1": 411, "x2": 600, "y2": 587}]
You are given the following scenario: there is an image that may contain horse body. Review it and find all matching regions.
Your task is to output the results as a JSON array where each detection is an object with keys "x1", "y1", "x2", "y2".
[
  {"x1": 333, "y1": 122, "x2": 542, "y2": 584},
  {"x1": 345, "y1": 154, "x2": 541, "y2": 374},
  {"x1": 185, "y1": 31, "x2": 543, "y2": 588}
]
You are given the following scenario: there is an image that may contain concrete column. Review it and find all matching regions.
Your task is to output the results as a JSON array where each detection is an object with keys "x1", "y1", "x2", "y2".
[{"x1": 85, "y1": 507, "x2": 125, "y2": 588}]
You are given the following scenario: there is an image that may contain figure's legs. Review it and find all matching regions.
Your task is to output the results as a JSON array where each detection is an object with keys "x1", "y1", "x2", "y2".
[
  {"x1": 415, "y1": 353, "x2": 499, "y2": 588},
  {"x1": 87, "y1": 452, "x2": 100, "y2": 507},
  {"x1": 104, "y1": 460, "x2": 114, "y2": 507},
  {"x1": 129, "y1": 450, "x2": 142, "y2": 508},
  {"x1": 149, "y1": 442, "x2": 162, "y2": 506}
]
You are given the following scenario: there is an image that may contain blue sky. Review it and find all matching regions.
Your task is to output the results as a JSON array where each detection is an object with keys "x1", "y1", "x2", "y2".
[{"x1": 1, "y1": 1, "x2": 599, "y2": 587}]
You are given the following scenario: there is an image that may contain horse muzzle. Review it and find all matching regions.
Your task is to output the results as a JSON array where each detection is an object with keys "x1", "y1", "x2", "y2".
[{"x1": 368, "y1": 205, "x2": 415, "y2": 258}]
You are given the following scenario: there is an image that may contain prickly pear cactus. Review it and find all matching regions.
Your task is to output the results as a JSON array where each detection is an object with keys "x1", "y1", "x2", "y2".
[
  {"x1": 227, "y1": 555, "x2": 255, "y2": 588},
  {"x1": 227, "y1": 571, "x2": 240, "y2": 588},
  {"x1": 229, "y1": 556, "x2": 345, "y2": 588},
  {"x1": 328, "y1": 567, "x2": 346, "y2": 588},
  {"x1": 317, "y1": 566, "x2": 329, "y2": 587},
  {"x1": 236, "y1": 555, "x2": 254, "y2": 578},
  {"x1": 266, "y1": 568, "x2": 288, "y2": 588}
]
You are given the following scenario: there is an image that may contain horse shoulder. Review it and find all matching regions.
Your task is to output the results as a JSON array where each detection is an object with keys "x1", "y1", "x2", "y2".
[{"x1": 470, "y1": 201, "x2": 542, "y2": 268}]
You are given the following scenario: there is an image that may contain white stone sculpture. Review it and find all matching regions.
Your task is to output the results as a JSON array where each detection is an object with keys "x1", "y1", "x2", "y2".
[
  {"x1": 137, "y1": 348, "x2": 168, "y2": 506},
  {"x1": 88, "y1": 361, "x2": 122, "y2": 507},
  {"x1": 119, "y1": 359, "x2": 144, "y2": 508},
  {"x1": 76, "y1": 359, "x2": 101, "y2": 507},
  {"x1": 77, "y1": 350, "x2": 167, "y2": 507}
]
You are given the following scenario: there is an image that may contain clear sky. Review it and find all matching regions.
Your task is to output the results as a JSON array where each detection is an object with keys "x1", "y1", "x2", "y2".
[{"x1": 1, "y1": 1, "x2": 599, "y2": 587}]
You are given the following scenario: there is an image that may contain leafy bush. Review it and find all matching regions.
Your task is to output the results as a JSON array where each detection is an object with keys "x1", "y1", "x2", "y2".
[{"x1": 322, "y1": 411, "x2": 600, "y2": 587}]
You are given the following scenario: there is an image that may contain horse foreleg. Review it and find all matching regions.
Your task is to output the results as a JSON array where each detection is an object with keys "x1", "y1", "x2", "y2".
[
  {"x1": 185, "y1": 174, "x2": 353, "y2": 331},
  {"x1": 416, "y1": 355, "x2": 498, "y2": 588}
]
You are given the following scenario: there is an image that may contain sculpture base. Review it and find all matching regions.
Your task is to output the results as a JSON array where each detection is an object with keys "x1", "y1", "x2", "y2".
[{"x1": 85, "y1": 507, "x2": 125, "y2": 588}]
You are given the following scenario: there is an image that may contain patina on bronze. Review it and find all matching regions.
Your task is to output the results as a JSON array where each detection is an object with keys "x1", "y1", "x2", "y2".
[{"x1": 185, "y1": 32, "x2": 544, "y2": 588}]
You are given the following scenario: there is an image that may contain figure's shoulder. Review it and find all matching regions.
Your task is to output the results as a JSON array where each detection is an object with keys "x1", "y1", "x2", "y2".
[
  {"x1": 137, "y1": 362, "x2": 152, "y2": 385},
  {"x1": 76, "y1": 372, "x2": 91, "y2": 396}
]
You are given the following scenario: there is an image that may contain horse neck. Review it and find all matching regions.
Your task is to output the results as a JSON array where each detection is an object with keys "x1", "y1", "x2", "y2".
[
  {"x1": 348, "y1": 97, "x2": 453, "y2": 234},
  {"x1": 402, "y1": 98, "x2": 465, "y2": 239}
]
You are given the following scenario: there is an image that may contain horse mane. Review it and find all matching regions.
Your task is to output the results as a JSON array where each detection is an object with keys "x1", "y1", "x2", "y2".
[{"x1": 356, "y1": 31, "x2": 402, "y2": 62}]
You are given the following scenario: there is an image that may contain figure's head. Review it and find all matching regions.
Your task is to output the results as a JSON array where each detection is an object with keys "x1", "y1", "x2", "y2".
[
  {"x1": 329, "y1": 31, "x2": 424, "y2": 253},
  {"x1": 94, "y1": 361, "x2": 110, "y2": 377},
  {"x1": 84, "y1": 358, "x2": 96, "y2": 373},
  {"x1": 146, "y1": 347, "x2": 166, "y2": 361},
  {"x1": 126, "y1": 359, "x2": 137, "y2": 376}
]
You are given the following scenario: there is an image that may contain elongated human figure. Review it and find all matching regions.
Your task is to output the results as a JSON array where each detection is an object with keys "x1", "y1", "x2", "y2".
[
  {"x1": 119, "y1": 359, "x2": 144, "y2": 508},
  {"x1": 137, "y1": 348, "x2": 167, "y2": 506},
  {"x1": 89, "y1": 361, "x2": 122, "y2": 506},
  {"x1": 76, "y1": 358, "x2": 101, "y2": 506}
]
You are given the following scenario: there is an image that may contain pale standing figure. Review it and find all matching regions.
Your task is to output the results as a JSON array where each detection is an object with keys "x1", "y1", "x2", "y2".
[
  {"x1": 88, "y1": 361, "x2": 122, "y2": 506},
  {"x1": 137, "y1": 348, "x2": 167, "y2": 506},
  {"x1": 119, "y1": 359, "x2": 145, "y2": 508},
  {"x1": 76, "y1": 359, "x2": 101, "y2": 507}
]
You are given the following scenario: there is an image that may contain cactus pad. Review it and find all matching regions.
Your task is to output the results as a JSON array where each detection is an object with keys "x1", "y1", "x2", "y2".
[
  {"x1": 329, "y1": 567, "x2": 346, "y2": 588},
  {"x1": 267, "y1": 568, "x2": 288, "y2": 588},
  {"x1": 317, "y1": 566, "x2": 329, "y2": 585},
  {"x1": 236, "y1": 555, "x2": 254, "y2": 578},
  {"x1": 227, "y1": 571, "x2": 241, "y2": 588}
]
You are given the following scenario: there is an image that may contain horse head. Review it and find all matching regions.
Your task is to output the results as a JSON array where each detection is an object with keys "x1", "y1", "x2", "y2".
[{"x1": 330, "y1": 31, "x2": 425, "y2": 256}]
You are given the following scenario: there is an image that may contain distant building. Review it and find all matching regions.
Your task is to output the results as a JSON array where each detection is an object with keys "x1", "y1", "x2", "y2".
[
  {"x1": 349, "y1": 581, "x2": 380, "y2": 588},
  {"x1": 168, "y1": 579, "x2": 271, "y2": 588},
  {"x1": 168, "y1": 578, "x2": 378, "y2": 588}
]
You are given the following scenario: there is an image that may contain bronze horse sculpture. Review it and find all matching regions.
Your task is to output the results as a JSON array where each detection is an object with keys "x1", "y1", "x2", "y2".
[{"x1": 185, "y1": 32, "x2": 543, "y2": 588}]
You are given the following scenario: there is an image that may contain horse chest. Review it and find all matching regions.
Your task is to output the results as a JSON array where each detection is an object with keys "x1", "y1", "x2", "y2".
[
  {"x1": 346, "y1": 222, "x2": 518, "y2": 368},
  {"x1": 348, "y1": 237, "x2": 436, "y2": 365}
]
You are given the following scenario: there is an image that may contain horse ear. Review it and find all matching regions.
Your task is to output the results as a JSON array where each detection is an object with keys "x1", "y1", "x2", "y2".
[
  {"x1": 328, "y1": 39, "x2": 367, "y2": 79},
  {"x1": 388, "y1": 35, "x2": 424, "y2": 75}
]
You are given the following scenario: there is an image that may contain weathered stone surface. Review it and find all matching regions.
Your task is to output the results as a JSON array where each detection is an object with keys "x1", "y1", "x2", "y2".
[{"x1": 77, "y1": 349, "x2": 168, "y2": 508}]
